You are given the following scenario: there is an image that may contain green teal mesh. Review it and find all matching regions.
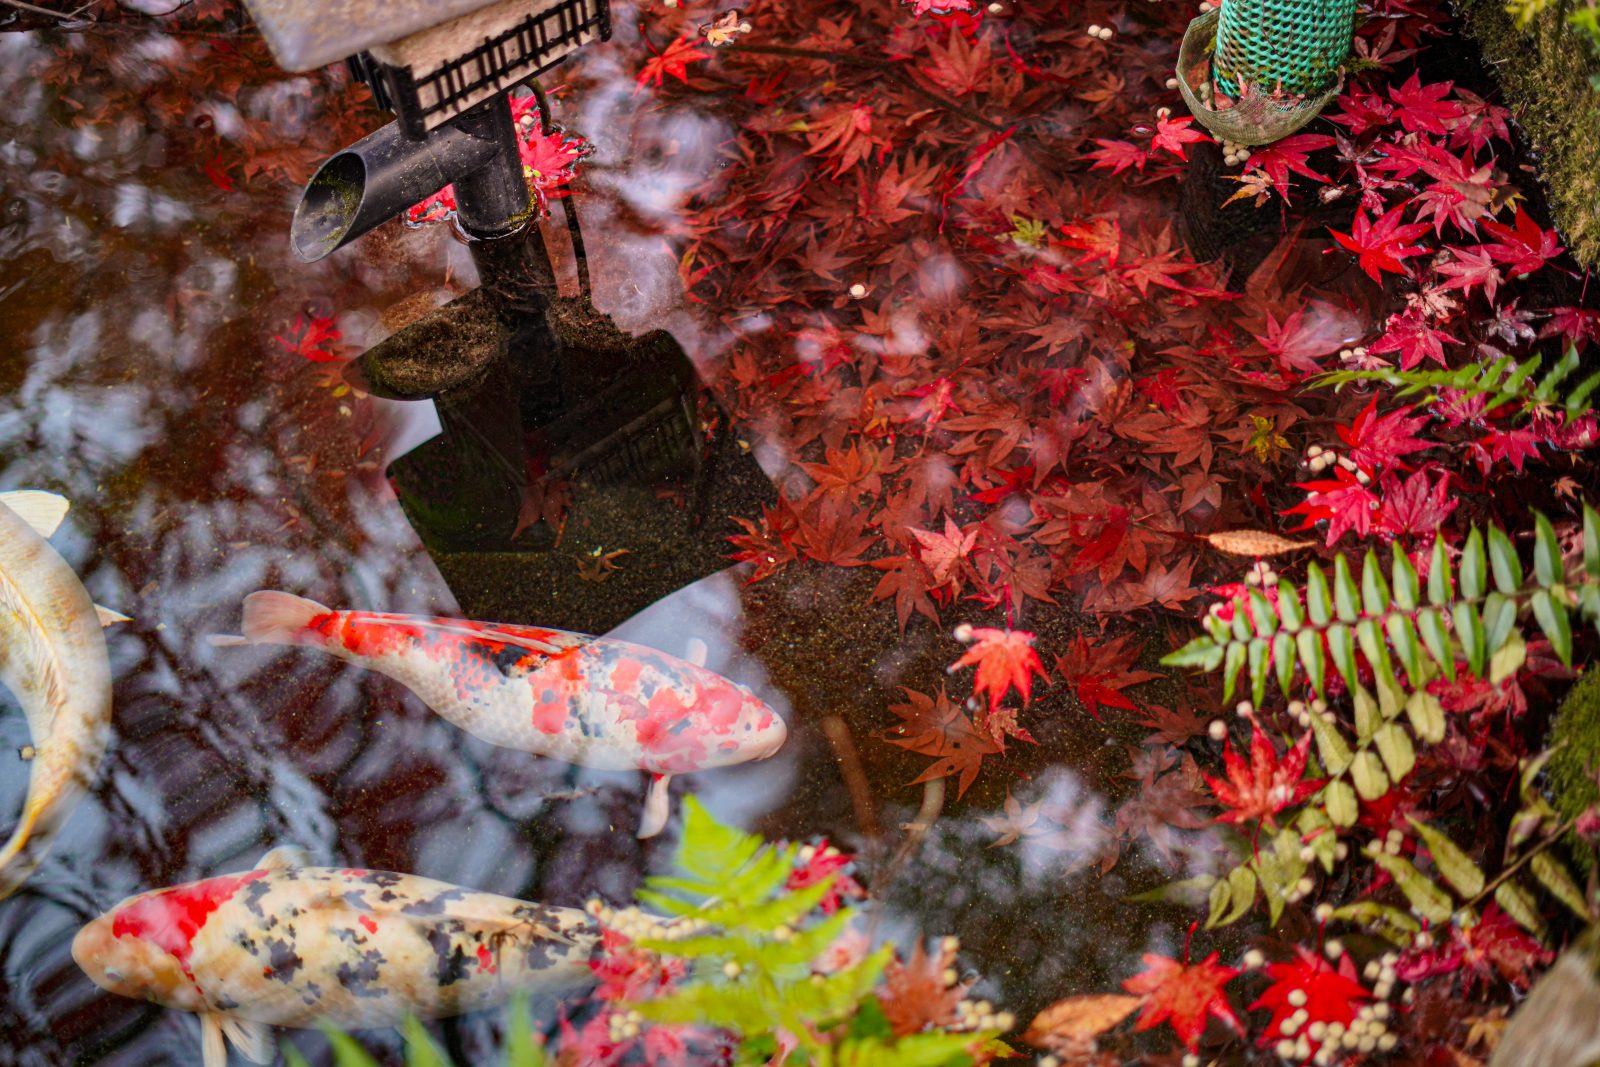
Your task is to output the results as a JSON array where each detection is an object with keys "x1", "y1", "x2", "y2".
[{"x1": 1212, "y1": 0, "x2": 1357, "y2": 98}]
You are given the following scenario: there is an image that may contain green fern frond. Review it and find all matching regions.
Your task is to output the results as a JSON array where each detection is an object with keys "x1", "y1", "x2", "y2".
[
  {"x1": 1164, "y1": 506, "x2": 1600, "y2": 711},
  {"x1": 1314, "y1": 345, "x2": 1600, "y2": 419}
]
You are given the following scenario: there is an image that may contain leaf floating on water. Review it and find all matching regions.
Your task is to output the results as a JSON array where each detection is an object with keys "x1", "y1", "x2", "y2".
[
  {"x1": 1204, "y1": 530, "x2": 1316, "y2": 557},
  {"x1": 1023, "y1": 993, "x2": 1141, "y2": 1049}
]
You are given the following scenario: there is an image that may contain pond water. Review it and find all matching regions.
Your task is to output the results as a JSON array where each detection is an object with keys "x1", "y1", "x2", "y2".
[{"x1": 1, "y1": 0, "x2": 1594, "y2": 1065}]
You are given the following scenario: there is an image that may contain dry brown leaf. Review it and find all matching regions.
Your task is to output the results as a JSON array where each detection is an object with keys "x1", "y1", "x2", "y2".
[
  {"x1": 1204, "y1": 529, "x2": 1315, "y2": 557},
  {"x1": 1023, "y1": 993, "x2": 1142, "y2": 1048}
]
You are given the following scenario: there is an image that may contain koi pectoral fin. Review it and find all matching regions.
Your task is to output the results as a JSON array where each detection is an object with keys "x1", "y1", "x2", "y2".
[
  {"x1": 94, "y1": 605, "x2": 131, "y2": 628},
  {"x1": 685, "y1": 638, "x2": 708, "y2": 668},
  {"x1": 638, "y1": 774, "x2": 673, "y2": 839},
  {"x1": 221, "y1": 1015, "x2": 275, "y2": 1065},
  {"x1": 200, "y1": 1012, "x2": 227, "y2": 1067}
]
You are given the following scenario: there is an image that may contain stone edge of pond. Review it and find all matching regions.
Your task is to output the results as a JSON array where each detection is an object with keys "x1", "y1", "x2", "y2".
[{"x1": 1459, "y1": 0, "x2": 1600, "y2": 270}]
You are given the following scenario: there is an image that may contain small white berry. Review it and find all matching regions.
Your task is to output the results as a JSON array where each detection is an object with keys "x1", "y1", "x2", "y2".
[
  {"x1": 1209, "y1": 719, "x2": 1228, "y2": 741},
  {"x1": 848, "y1": 282, "x2": 867, "y2": 299},
  {"x1": 1087, "y1": 23, "x2": 1102, "y2": 35}
]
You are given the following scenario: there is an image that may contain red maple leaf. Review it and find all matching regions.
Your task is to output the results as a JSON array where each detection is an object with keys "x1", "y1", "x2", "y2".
[
  {"x1": 1376, "y1": 468, "x2": 1459, "y2": 538},
  {"x1": 1201, "y1": 727, "x2": 1324, "y2": 828},
  {"x1": 1388, "y1": 72, "x2": 1462, "y2": 135},
  {"x1": 1057, "y1": 217, "x2": 1122, "y2": 267},
  {"x1": 635, "y1": 35, "x2": 712, "y2": 91},
  {"x1": 274, "y1": 313, "x2": 344, "y2": 362},
  {"x1": 1368, "y1": 307, "x2": 1459, "y2": 370},
  {"x1": 1337, "y1": 395, "x2": 1433, "y2": 472},
  {"x1": 1477, "y1": 425, "x2": 1543, "y2": 472},
  {"x1": 1243, "y1": 133, "x2": 1334, "y2": 199},
  {"x1": 1541, "y1": 306, "x2": 1600, "y2": 351},
  {"x1": 1122, "y1": 948, "x2": 1243, "y2": 1050},
  {"x1": 910, "y1": 517, "x2": 978, "y2": 591},
  {"x1": 884, "y1": 685, "x2": 1001, "y2": 797},
  {"x1": 1479, "y1": 206, "x2": 1564, "y2": 277},
  {"x1": 1435, "y1": 244, "x2": 1503, "y2": 304},
  {"x1": 948, "y1": 625, "x2": 1049, "y2": 713},
  {"x1": 1252, "y1": 306, "x2": 1345, "y2": 376},
  {"x1": 902, "y1": 0, "x2": 974, "y2": 15},
  {"x1": 1249, "y1": 947, "x2": 1370, "y2": 1054},
  {"x1": 1329, "y1": 205, "x2": 1433, "y2": 283},
  {"x1": 1085, "y1": 138, "x2": 1147, "y2": 175},
  {"x1": 1052, "y1": 633, "x2": 1162, "y2": 720},
  {"x1": 1150, "y1": 115, "x2": 1210, "y2": 160}
]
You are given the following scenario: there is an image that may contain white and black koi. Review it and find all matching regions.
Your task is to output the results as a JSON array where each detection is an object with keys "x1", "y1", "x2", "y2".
[{"x1": 72, "y1": 846, "x2": 597, "y2": 1066}]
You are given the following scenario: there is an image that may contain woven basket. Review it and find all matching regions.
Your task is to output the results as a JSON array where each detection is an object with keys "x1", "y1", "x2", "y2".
[
  {"x1": 1175, "y1": 8, "x2": 1345, "y2": 146},
  {"x1": 1215, "y1": 0, "x2": 1356, "y2": 97}
]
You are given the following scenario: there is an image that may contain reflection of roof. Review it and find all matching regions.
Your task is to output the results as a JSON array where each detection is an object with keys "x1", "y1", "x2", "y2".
[{"x1": 243, "y1": 0, "x2": 519, "y2": 71}]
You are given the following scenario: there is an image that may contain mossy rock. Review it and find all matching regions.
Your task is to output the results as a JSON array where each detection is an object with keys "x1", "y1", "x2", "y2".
[
  {"x1": 1548, "y1": 667, "x2": 1600, "y2": 870},
  {"x1": 1459, "y1": 0, "x2": 1600, "y2": 270}
]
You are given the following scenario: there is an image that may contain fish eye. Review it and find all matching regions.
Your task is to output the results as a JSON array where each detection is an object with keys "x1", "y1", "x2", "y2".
[{"x1": 103, "y1": 969, "x2": 122, "y2": 982}]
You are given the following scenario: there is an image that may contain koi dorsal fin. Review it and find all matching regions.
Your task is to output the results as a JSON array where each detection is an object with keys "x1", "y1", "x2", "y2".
[
  {"x1": 255, "y1": 844, "x2": 311, "y2": 871},
  {"x1": 0, "y1": 490, "x2": 68, "y2": 538}
]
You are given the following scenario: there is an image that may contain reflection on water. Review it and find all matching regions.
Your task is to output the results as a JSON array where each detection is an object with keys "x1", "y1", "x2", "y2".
[{"x1": 0, "y1": 2, "x2": 1288, "y2": 1063}]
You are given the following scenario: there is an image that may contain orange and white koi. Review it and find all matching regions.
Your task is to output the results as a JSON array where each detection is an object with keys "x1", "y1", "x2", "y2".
[
  {"x1": 212, "y1": 592, "x2": 787, "y2": 837},
  {"x1": 72, "y1": 845, "x2": 597, "y2": 1067},
  {"x1": 0, "y1": 490, "x2": 127, "y2": 899}
]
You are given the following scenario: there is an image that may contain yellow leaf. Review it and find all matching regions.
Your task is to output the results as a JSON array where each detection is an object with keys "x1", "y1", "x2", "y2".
[
  {"x1": 1204, "y1": 530, "x2": 1315, "y2": 557},
  {"x1": 1023, "y1": 993, "x2": 1142, "y2": 1048}
]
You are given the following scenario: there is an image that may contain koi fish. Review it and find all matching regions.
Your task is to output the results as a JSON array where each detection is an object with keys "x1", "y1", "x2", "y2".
[
  {"x1": 0, "y1": 489, "x2": 126, "y2": 900},
  {"x1": 211, "y1": 592, "x2": 787, "y2": 838},
  {"x1": 72, "y1": 845, "x2": 597, "y2": 1067}
]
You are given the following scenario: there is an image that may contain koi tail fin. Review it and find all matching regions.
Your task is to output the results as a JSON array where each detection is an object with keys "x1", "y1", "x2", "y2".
[{"x1": 213, "y1": 591, "x2": 333, "y2": 647}]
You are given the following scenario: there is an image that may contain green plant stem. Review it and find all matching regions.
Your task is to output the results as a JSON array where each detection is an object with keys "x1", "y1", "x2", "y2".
[{"x1": 1461, "y1": 815, "x2": 1580, "y2": 914}]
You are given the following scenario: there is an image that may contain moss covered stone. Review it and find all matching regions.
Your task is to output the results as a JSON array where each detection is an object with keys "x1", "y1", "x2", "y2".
[
  {"x1": 1459, "y1": 0, "x2": 1600, "y2": 269},
  {"x1": 1548, "y1": 667, "x2": 1600, "y2": 867}
]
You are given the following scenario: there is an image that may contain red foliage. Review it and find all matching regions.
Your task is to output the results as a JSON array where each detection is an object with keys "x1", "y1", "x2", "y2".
[
  {"x1": 1121, "y1": 947, "x2": 1243, "y2": 1051},
  {"x1": 947, "y1": 625, "x2": 1049, "y2": 713},
  {"x1": 1201, "y1": 727, "x2": 1324, "y2": 828},
  {"x1": 1248, "y1": 948, "x2": 1371, "y2": 1055}
]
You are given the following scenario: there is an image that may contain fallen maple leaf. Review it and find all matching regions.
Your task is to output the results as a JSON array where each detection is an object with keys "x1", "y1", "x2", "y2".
[
  {"x1": 1249, "y1": 947, "x2": 1370, "y2": 1054},
  {"x1": 274, "y1": 313, "x2": 344, "y2": 362},
  {"x1": 1052, "y1": 633, "x2": 1161, "y2": 720},
  {"x1": 884, "y1": 685, "x2": 1001, "y2": 797},
  {"x1": 1284, "y1": 466, "x2": 1382, "y2": 546},
  {"x1": 635, "y1": 34, "x2": 712, "y2": 91},
  {"x1": 1329, "y1": 205, "x2": 1433, "y2": 283},
  {"x1": 878, "y1": 940, "x2": 969, "y2": 1037},
  {"x1": 1338, "y1": 395, "x2": 1433, "y2": 471},
  {"x1": 1122, "y1": 947, "x2": 1243, "y2": 1050},
  {"x1": 1202, "y1": 727, "x2": 1324, "y2": 828},
  {"x1": 948, "y1": 624, "x2": 1050, "y2": 712},
  {"x1": 1479, "y1": 205, "x2": 1564, "y2": 277},
  {"x1": 1150, "y1": 115, "x2": 1209, "y2": 160}
]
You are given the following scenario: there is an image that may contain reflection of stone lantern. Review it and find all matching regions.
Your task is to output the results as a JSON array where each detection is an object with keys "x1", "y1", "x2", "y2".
[{"x1": 246, "y1": 0, "x2": 611, "y2": 257}]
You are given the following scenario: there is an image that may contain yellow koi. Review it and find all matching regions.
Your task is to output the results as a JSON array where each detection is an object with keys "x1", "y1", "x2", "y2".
[{"x1": 0, "y1": 490, "x2": 122, "y2": 899}]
